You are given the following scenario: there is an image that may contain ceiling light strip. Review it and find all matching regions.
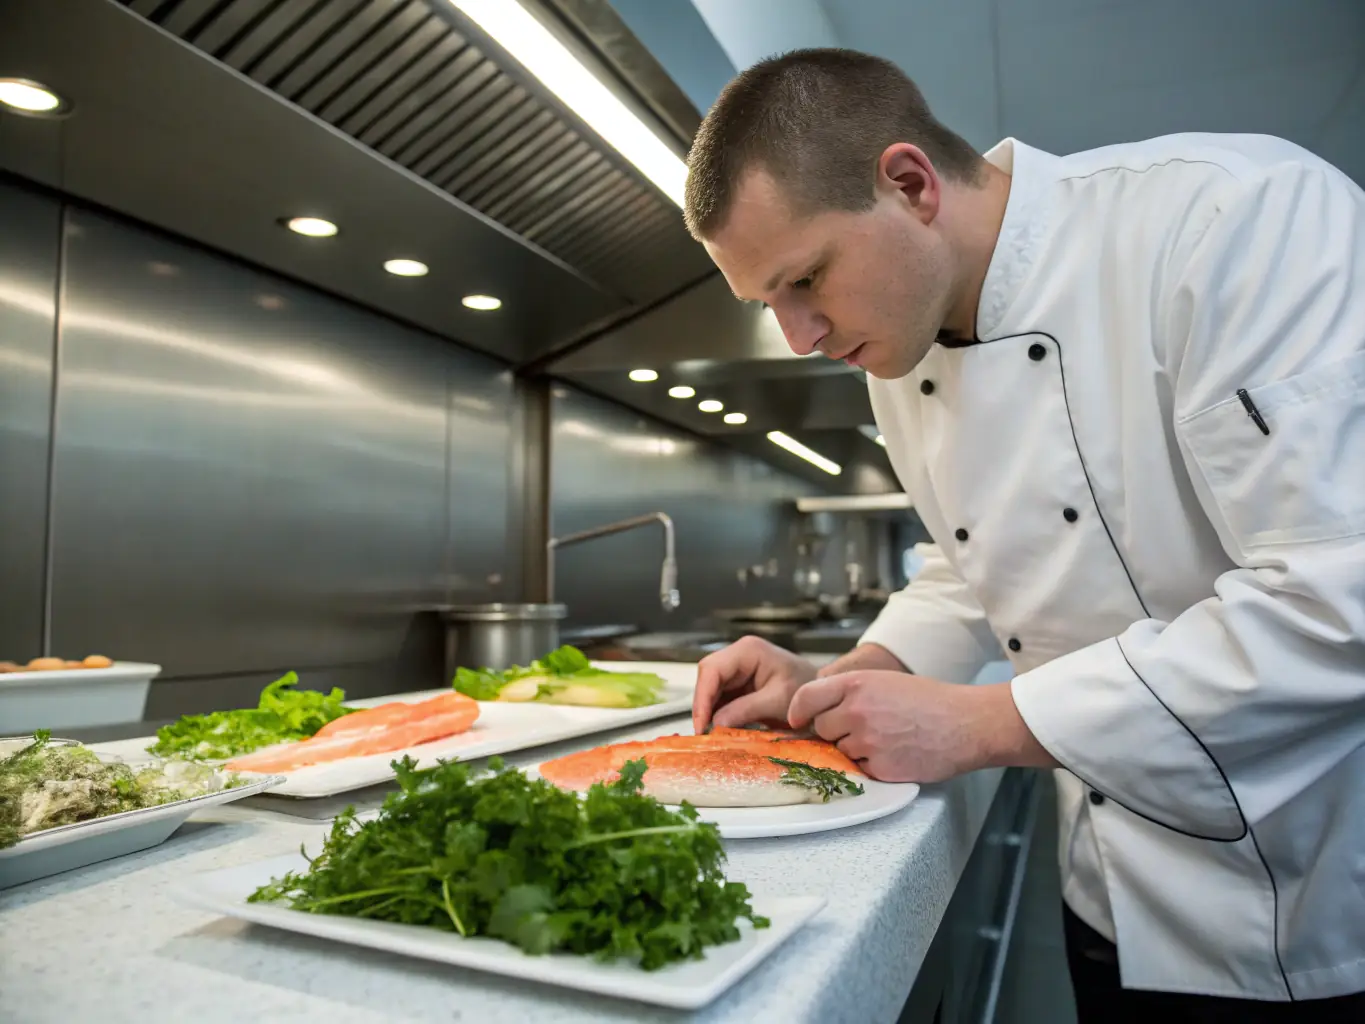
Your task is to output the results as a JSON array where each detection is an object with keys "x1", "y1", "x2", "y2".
[
  {"x1": 767, "y1": 431, "x2": 842, "y2": 476},
  {"x1": 446, "y1": 0, "x2": 686, "y2": 206}
]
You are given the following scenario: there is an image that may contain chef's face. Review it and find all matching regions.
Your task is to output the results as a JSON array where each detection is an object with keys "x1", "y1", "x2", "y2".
[{"x1": 703, "y1": 150, "x2": 954, "y2": 380}]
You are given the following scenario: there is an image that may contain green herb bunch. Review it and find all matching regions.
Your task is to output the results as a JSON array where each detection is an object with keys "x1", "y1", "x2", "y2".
[
  {"x1": 249, "y1": 757, "x2": 768, "y2": 969},
  {"x1": 148, "y1": 672, "x2": 354, "y2": 760}
]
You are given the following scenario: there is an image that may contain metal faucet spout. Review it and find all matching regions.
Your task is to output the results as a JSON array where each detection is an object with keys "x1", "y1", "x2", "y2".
[{"x1": 547, "y1": 512, "x2": 680, "y2": 611}]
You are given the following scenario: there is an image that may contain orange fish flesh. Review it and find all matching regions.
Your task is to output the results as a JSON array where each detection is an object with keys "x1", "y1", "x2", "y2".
[
  {"x1": 539, "y1": 730, "x2": 862, "y2": 807},
  {"x1": 226, "y1": 691, "x2": 480, "y2": 773}
]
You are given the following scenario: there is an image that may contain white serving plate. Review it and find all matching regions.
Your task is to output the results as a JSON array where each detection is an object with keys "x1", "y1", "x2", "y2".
[
  {"x1": 93, "y1": 662, "x2": 698, "y2": 800},
  {"x1": 179, "y1": 851, "x2": 825, "y2": 1010},
  {"x1": 0, "y1": 738, "x2": 283, "y2": 889},
  {"x1": 526, "y1": 764, "x2": 919, "y2": 839},
  {"x1": 0, "y1": 660, "x2": 162, "y2": 731}
]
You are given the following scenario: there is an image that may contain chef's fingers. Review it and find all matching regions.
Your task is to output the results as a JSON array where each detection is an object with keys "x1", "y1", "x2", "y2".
[
  {"x1": 711, "y1": 687, "x2": 791, "y2": 729},
  {"x1": 810, "y1": 705, "x2": 853, "y2": 744},
  {"x1": 693, "y1": 640, "x2": 765, "y2": 732},
  {"x1": 836, "y1": 734, "x2": 872, "y2": 763},
  {"x1": 787, "y1": 674, "x2": 850, "y2": 731}
]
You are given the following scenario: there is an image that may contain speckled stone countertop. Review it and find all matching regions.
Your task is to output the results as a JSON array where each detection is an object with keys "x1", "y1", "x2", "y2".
[{"x1": 0, "y1": 716, "x2": 1002, "y2": 1024}]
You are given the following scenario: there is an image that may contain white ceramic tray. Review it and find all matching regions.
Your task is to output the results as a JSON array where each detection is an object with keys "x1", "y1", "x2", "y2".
[
  {"x1": 179, "y1": 851, "x2": 825, "y2": 1010},
  {"x1": 0, "y1": 661, "x2": 162, "y2": 731},
  {"x1": 93, "y1": 662, "x2": 698, "y2": 800},
  {"x1": 0, "y1": 739, "x2": 283, "y2": 889},
  {"x1": 526, "y1": 764, "x2": 919, "y2": 839}
]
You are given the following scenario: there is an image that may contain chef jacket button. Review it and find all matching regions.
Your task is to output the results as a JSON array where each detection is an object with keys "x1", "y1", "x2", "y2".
[
  {"x1": 954, "y1": 528, "x2": 969, "y2": 542},
  {"x1": 1063, "y1": 507, "x2": 1079, "y2": 523},
  {"x1": 1089, "y1": 791, "x2": 1105, "y2": 807},
  {"x1": 1028, "y1": 343, "x2": 1047, "y2": 361},
  {"x1": 1007, "y1": 637, "x2": 1022, "y2": 652},
  {"x1": 920, "y1": 379, "x2": 936, "y2": 395}
]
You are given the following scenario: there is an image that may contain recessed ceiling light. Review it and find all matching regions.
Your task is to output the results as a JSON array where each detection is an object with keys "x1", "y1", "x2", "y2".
[
  {"x1": 446, "y1": 0, "x2": 685, "y2": 205},
  {"x1": 628, "y1": 369, "x2": 658, "y2": 382},
  {"x1": 697, "y1": 399, "x2": 724, "y2": 413},
  {"x1": 462, "y1": 294, "x2": 502, "y2": 311},
  {"x1": 284, "y1": 216, "x2": 338, "y2": 238},
  {"x1": 0, "y1": 78, "x2": 65, "y2": 115},
  {"x1": 767, "y1": 431, "x2": 841, "y2": 476},
  {"x1": 723, "y1": 412, "x2": 747, "y2": 425},
  {"x1": 384, "y1": 258, "x2": 429, "y2": 277},
  {"x1": 668, "y1": 385, "x2": 695, "y2": 399}
]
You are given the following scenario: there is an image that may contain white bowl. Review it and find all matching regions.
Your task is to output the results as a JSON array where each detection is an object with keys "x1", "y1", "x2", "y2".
[{"x1": 0, "y1": 661, "x2": 161, "y2": 731}]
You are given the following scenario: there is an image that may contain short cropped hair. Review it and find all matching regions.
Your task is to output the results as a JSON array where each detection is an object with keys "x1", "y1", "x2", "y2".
[{"x1": 683, "y1": 48, "x2": 984, "y2": 239}]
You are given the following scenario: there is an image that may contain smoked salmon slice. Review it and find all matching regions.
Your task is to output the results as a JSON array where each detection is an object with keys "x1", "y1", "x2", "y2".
[
  {"x1": 539, "y1": 730, "x2": 863, "y2": 807},
  {"x1": 226, "y1": 692, "x2": 480, "y2": 773}
]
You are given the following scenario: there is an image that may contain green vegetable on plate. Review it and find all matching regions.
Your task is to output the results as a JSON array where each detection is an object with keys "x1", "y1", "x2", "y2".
[
  {"x1": 248, "y1": 755, "x2": 768, "y2": 969},
  {"x1": 1, "y1": 730, "x2": 240, "y2": 849},
  {"x1": 770, "y1": 757, "x2": 866, "y2": 802},
  {"x1": 147, "y1": 671, "x2": 355, "y2": 760},
  {"x1": 453, "y1": 645, "x2": 666, "y2": 708}
]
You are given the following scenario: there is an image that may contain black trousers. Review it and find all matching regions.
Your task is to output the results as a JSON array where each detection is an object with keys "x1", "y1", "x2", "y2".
[{"x1": 1064, "y1": 906, "x2": 1365, "y2": 1023}]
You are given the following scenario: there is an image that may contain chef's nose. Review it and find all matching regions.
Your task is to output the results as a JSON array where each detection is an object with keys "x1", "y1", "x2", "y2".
[{"x1": 770, "y1": 304, "x2": 829, "y2": 357}]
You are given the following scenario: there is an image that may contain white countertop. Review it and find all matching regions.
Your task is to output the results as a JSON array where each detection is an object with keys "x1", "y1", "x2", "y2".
[{"x1": 0, "y1": 715, "x2": 1002, "y2": 1024}]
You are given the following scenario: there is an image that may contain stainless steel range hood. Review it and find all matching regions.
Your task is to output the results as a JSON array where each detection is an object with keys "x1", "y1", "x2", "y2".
[
  {"x1": 0, "y1": 0, "x2": 718, "y2": 365},
  {"x1": 0, "y1": 0, "x2": 897, "y2": 491}
]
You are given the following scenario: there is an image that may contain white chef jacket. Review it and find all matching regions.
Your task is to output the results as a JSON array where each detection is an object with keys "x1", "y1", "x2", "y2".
[{"x1": 860, "y1": 133, "x2": 1365, "y2": 1000}]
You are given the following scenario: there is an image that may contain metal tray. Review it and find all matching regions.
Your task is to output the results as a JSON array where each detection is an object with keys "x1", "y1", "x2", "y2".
[{"x1": 0, "y1": 737, "x2": 284, "y2": 889}]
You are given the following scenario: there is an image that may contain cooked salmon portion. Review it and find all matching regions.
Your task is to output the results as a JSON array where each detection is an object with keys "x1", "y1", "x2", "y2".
[
  {"x1": 226, "y1": 692, "x2": 480, "y2": 773},
  {"x1": 539, "y1": 730, "x2": 862, "y2": 807},
  {"x1": 570, "y1": 732, "x2": 861, "y2": 773}
]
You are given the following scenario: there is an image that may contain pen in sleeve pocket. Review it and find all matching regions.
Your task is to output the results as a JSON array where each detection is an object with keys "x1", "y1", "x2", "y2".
[{"x1": 1236, "y1": 388, "x2": 1271, "y2": 436}]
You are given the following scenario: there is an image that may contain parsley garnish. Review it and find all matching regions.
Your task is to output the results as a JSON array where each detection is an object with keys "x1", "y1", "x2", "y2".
[{"x1": 248, "y1": 756, "x2": 769, "y2": 969}]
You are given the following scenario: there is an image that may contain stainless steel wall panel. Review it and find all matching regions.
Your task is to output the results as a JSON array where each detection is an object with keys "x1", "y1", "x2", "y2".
[
  {"x1": 46, "y1": 205, "x2": 499, "y2": 679},
  {"x1": 549, "y1": 387, "x2": 813, "y2": 632},
  {"x1": 0, "y1": 180, "x2": 61, "y2": 663},
  {"x1": 444, "y1": 356, "x2": 516, "y2": 603}
]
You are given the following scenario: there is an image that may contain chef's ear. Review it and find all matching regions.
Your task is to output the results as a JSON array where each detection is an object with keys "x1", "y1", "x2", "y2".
[{"x1": 877, "y1": 143, "x2": 941, "y2": 224}]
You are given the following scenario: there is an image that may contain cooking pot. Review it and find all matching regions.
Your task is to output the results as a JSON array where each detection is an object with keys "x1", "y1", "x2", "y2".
[{"x1": 440, "y1": 603, "x2": 566, "y2": 678}]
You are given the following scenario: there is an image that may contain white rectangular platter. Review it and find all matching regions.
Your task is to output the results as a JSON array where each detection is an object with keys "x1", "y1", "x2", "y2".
[
  {"x1": 180, "y1": 851, "x2": 825, "y2": 1010},
  {"x1": 0, "y1": 756, "x2": 283, "y2": 889},
  {"x1": 92, "y1": 661, "x2": 698, "y2": 800}
]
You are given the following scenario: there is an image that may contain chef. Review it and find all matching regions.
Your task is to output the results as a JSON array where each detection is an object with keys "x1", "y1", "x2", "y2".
[{"x1": 684, "y1": 48, "x2": 1365, "y2": 1021}]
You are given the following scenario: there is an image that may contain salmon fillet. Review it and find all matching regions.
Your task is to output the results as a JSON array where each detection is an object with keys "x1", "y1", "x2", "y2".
[
  {"x1": 565, "y1": 732, "x2": 860, "y2": 772},
  {"x1": 226, "y1": 692, "x2": 480, "y2": 773},
  {"x1": 539, "y1": 731, "x2": 862, "y2": 807}
]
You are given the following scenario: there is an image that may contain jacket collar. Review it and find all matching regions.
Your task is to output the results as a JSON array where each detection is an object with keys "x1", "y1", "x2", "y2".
[{"x1": 973, "y1": 138, "x2": 1064, "y2": 342}]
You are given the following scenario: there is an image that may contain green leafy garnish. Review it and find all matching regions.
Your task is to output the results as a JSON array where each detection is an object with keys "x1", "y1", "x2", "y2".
[
  {"x1": 453, "y1": 645, "x2": 666, "y2": 708},
  {"x1": 248, "y1": 755, "x2": 768, "y2": 969},
  {"x1": 147, "y1": 671, "x2": 355, "y2": 760},
  {"x1": 769, "y1": 757, "x2": 865, "y2": 803},
  {"x1": 1, "y1": 731, "x2": 239, "y2": 849}
]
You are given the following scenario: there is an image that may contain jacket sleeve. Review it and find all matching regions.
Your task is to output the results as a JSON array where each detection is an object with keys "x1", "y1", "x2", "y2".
[
  {"x1": 1010, "y1": 159, "x2": 1365, "y2": 841},
  {"x1": 859, "y1": 541, "x2": 1003, "y2": 683}
]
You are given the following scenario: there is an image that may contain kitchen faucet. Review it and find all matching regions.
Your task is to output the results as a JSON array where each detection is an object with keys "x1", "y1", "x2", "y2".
[{"x1": 546, "y1": 512, "x2": 680, "y2": 611}]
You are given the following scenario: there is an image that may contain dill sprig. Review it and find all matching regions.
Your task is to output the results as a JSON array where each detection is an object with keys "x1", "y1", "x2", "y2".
[{"x1": 768, "y1": 757, "x2": 865, "y2": 802}]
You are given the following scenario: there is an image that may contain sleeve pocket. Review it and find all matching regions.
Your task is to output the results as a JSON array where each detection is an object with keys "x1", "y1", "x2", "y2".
[{"x1": 1178, "y1": 349, "x2": 1365, "y2": 548}]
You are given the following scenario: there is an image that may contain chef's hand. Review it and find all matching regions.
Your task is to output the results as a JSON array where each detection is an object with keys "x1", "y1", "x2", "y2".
[
  {"x1": 692, "y1": 638, "x2": 905, "y2": 734},
  {"x1": 787, "y1": 670, "x2": 1059, "y2": 782}
]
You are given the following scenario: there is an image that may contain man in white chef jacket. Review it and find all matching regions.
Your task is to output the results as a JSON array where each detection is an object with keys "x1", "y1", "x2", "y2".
[{"x1": 686, "y1": 48, "x2": 1365, "y2": 1021}]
